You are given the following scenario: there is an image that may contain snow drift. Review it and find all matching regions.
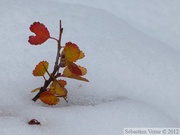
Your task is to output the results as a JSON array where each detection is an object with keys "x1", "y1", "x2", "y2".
[{"x1": 0, "y1": 0, "x2": 179, "y2": 135}]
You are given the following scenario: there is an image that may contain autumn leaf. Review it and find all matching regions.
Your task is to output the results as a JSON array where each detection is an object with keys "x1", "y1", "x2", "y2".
[
  {"x1": 63, "y1": 66, "x2": 72, "y2": 76},
  {"x1": 78, "y1": 51, "x2": 85, "y2": 59},
  {"x1": 58, "y1": 80, "x2": 67, "y2": 87},
  {"x1": 68, "y1": 63, "x2": 82, "y2": 76},
  {"x1": 77, "y1": 66, "x2": 87, "y2": 76},
  {"x1": 39, "y1": 91, "x2": 59, "y2": 105},
  {"x1": 31, "y1": 87, "x2": 41, "y2": 93},
  {"x1": 63, "y1": 64, "x2": 87, "y2": 76},
  {"x1": 50, "y1": 80, "x2": 67, "y2": 97},
  {"x1": 63, "y1": 65, "x2": 89, "y2": 82},
  {"x1": 28, "y1": 22, "x2": 50, "y2": 45},
  {"x1": 62, "y1": 42, "x2": 80, "y2": 62},
  {"x1": 33, "y1": 61, "x2": 49, "y2": 76},
  {"x1": 68, "y1": 76, "x2": 89, "y2": 82},
  {"x1": 63, "y1": 75, "x2": 89, "y2": 82},
  {"x1": 60, "y1": 47, "x2": 84, "y2": 68}
]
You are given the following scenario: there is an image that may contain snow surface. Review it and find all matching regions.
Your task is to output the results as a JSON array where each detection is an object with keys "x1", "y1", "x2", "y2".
[
  {"x1": 57, "y1": 0, "x2": 180, "y2": 50},
  {"x1": 0, "y1": 0, "x2": 180, "y2": 135}
]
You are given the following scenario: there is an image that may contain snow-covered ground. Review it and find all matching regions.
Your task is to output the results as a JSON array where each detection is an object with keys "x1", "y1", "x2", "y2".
[{"x1": 0, "y1": 0, "x2": 180, "y2": 134}]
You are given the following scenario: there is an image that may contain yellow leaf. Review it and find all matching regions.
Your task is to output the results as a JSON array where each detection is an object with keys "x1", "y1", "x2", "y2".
[
  {"x1": 63, "y1": 66, "x2": 72, "y2": 76},
  {"x1": 33, "y1": 61, "x2": 49, "y2": 76},
  {"x1": 50, "y1": 80, "x2": 67, "y2": 97},
  {"x1": 31, "y1": 87, "x2": 41, "y2": 93},
  {"x1": 78, "y1": 66, "x2": 87, "y2": 76},
  {"x1": 65, "y1": 75, "x2": 89, "y2": 82},
  {"x1": 78, "y1": 51, "x2": 85, "y2": 59},
  {"x1": 39, "y1": 91, "x2": 59, "y2": 105},
  {"x1": 62, "y1": 42, "x2": 80, "y2": 62}
]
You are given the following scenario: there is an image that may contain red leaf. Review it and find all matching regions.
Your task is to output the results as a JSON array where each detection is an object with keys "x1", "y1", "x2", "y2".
[
  {"x1": 68, "y1": 63, "x2": 82, "y2": 76},
  {"x1": 28, "y1": 22, "x2": 50, "y2": 45}
]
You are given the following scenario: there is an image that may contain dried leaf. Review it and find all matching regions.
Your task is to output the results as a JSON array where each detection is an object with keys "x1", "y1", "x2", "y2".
[
  {"x1": 62, "y1": 42, "x2": 80, "y2": 62},
  {"x1": 39, "y1": 91, "x2": 59, "y2": 105},
  {"x1": 28, "y1": 22, "x2": 50, "y2": 45},
  {"x1": 28, "y1": 119, "x2": 41, "y2": 125},
  {"x1": 64, "y1": 75, "x2": 89, "y2": 82},
  {"x1": 31, "y1": 87, "x2": 41, "y2": 93},
  {"x1": 50, "y1": 80, "x2": 67, "y2": 97},
  {"x1": 33, "y1": 61, "x2": 49, "y2": 76}
]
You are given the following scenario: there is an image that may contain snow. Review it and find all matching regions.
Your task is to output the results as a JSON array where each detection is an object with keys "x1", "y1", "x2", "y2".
[
  {"x1": 57, "y1": 0, "x2": 180, "y2": 50},
  {"x1": 0, "y1": 0, "x2": 180, "y2": 134}
]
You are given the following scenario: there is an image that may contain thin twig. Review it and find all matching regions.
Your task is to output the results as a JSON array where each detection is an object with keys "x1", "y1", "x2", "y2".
[
  {"x1": 42, "y1": 63, "x2": 68, "y2": 103},
  {"x1": 54, "y1": 20, "x2": 63, "y2": 71}
]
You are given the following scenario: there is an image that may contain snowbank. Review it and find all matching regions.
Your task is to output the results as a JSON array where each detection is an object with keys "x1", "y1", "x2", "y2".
[{"x1": 0, "y1": 0, "x2": 179, "y2": 134}]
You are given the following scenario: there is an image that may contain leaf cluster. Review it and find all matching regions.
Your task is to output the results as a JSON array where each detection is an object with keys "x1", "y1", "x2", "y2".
[{"x1": 28, "y1": 21, "x2": 88, "y2": 105}]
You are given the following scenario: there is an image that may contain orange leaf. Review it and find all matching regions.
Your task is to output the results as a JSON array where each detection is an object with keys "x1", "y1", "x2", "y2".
[
  {"x1": 58, "y1": 80, "x2": 67, "y2": 87},
  {"x1": 63, "y1": 64, "x2": 87, "y2": 76},
  {"x1": 39, "y1": 91, "x2": 59, "y2": 105},
  {"x1": 50, "y1": 80, "x2": 67, "y2": 97},
  {"x1": 28, "y1": 22, "x2": 50, "y2": 45},
  {"x1": 62, "y1": 42, "x2": 80, "y2": 62},
  {"x1": 33, "y1": 61, "x2": 49, "y2": 76},
  {"x1": 68, "y1": 63, "x2": 82, "y2": 76},
  {"x1": 63, "y1": 65, "x2": 89, "y2": 82}
]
